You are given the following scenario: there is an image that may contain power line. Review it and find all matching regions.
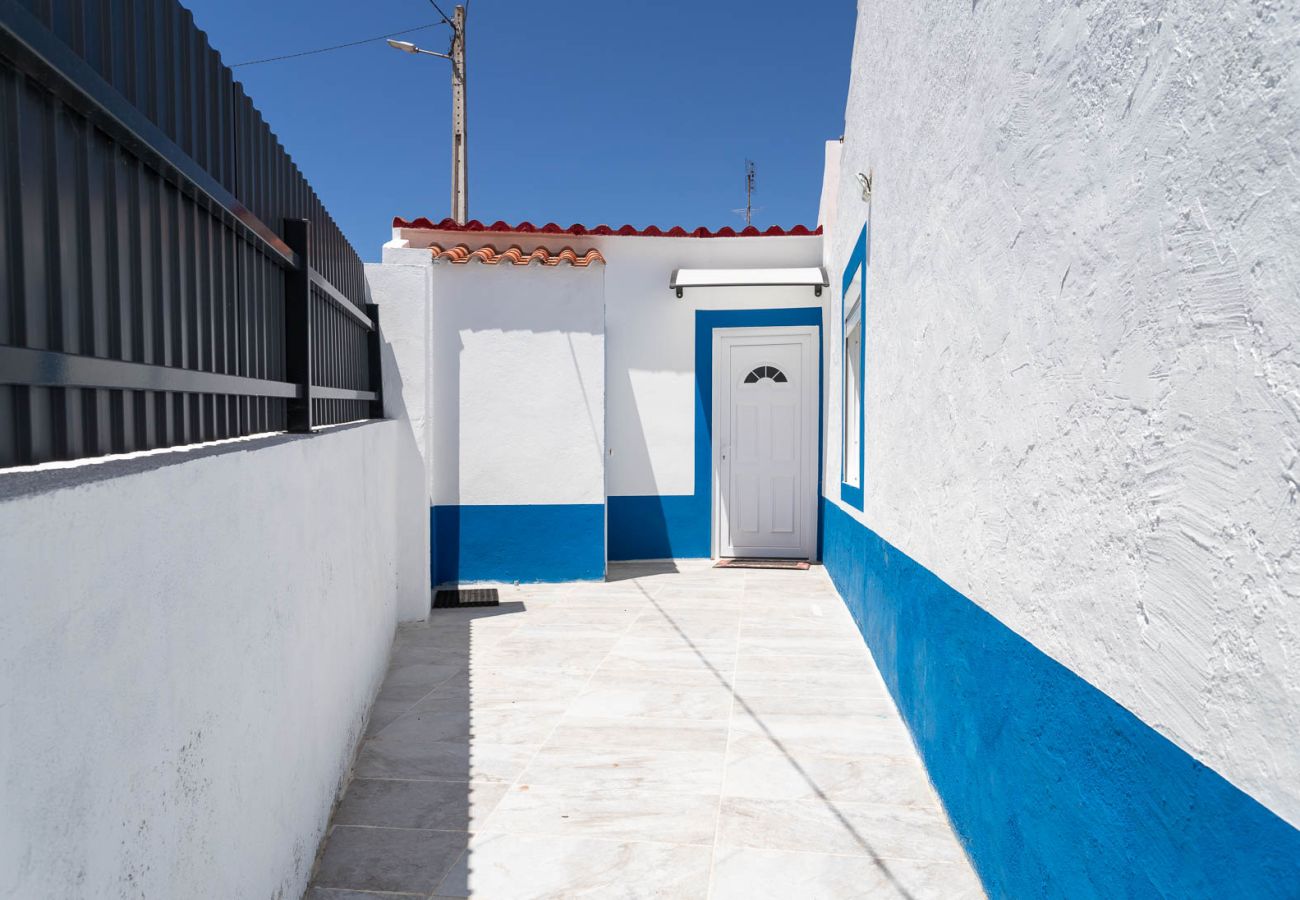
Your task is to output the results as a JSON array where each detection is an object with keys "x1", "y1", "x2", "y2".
[
  {"x1": 230, "y1": 22, "x2": 445, "y2": 68},
  {"x1": 427, "y1": 0, "x2": 456, "y2": 29}
]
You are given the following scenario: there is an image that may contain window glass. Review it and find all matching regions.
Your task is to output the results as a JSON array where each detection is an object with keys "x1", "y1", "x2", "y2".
[
  {"x1": 843, "y1": 316, "x2": 862, "y2": 488},
  {"x1": 842, "y1": 275, "x2": 863, "y2": 488}
]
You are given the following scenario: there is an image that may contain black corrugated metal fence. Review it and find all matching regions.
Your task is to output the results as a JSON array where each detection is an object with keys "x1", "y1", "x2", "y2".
[{"x1": 0, "y1": 0, "x2": 382, "y2": 467}]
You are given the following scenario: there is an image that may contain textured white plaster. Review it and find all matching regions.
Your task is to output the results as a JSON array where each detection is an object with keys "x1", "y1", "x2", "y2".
[
  {"x1": 0, "y1": 422, "x2": 426, "y2": 899},
  {"x1": 823, "y1": 0, "x2": 1300, "y2": 826}
]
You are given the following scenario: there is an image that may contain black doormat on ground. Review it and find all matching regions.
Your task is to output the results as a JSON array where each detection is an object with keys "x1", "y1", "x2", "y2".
[
  {"x1": 433, "y1": 588, "x2": 501, "y2": 609},
  {"x1": 714, "y1": 558, "x2": 810, "y2": 570}
]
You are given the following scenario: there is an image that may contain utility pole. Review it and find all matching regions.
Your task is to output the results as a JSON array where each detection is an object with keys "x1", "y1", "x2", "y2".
[
  {"x1": 387, "y1": 3, "x2": 469, "y2": 223},
  {"x1": 450, "y1": 4, "x2": 468, "y2": 224}
]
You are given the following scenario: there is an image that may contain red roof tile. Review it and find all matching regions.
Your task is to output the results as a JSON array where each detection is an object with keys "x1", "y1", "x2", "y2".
[
  {"x1": 429, "y1": 243, "x2": 605, "y2": 267},
  {"x1": 395, "y1": 217, "x2": 820, "y2": 238}
]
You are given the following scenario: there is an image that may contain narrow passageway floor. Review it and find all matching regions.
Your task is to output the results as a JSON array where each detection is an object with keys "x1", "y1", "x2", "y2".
[{"x1": 306, "y1": 560, "x2": 984, "y2": 899}]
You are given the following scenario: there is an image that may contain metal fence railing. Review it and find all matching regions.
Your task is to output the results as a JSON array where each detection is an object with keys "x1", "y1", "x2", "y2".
[{"x1": 0, "y1": 0, "x2": 382, "y2": 467}]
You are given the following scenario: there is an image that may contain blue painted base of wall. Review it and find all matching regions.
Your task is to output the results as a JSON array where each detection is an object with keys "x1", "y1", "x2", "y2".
[
  {"x1": 432, "y1": 504, "x2": 605, "y2": 584},
  {"x1": 607, "y1": 494, "x2": 709, "y2": 560},
  {"x1": 821, "y1": 497, "x2": 1300, "y2": 899}
]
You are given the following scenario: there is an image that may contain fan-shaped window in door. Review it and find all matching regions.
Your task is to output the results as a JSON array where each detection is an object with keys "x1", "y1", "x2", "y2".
[{"x1": 743, "y1": 365, "x2": 788, "y2": 384}]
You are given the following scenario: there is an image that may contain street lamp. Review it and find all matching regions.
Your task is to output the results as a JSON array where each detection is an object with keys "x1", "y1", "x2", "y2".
[
  {"x1": 385, "y1": 39, "x2": 450, "y2": 60},
  {"x1": 387, "y1": 4, "x2": 468, "y2": 224}
]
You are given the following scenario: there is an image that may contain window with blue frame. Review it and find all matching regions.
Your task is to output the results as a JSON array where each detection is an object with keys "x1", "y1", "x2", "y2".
[
  {"x1": 840, "y1": 224, "x2": 868, "y2": 510},
  {"x1": 843, "y1": 279, "x2": 862, "y2": 486}
]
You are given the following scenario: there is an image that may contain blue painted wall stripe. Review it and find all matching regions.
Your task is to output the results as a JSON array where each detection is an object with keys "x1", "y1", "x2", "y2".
[
  {"x1": 609, "y1": 306, "x2": 824, "y2": 561},
  {"x1": 820, "y1": 497, "x2": 1300, "y2": 898},
  {"x1": 432, "y1": 503, "x2": 605, "y2": 584},
  {"x1": 607, "y1": 494, "x2": 705, "y2": 560}
]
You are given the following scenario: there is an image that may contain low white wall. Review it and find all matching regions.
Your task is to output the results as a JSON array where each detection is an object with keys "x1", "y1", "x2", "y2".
[
  {"x1": 368, "y1": 256, "x2": 435, "y2": 506},
  {"x1": 0, "y1": 421, "x2": 425, "y2": 898},
  {"x1": 825, "y1": 0, "x2": 1300, "y2": 827}
]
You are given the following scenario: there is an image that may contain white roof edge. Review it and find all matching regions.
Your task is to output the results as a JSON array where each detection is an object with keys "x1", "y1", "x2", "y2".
[{"x1": 669, "y1": 267, "x2": 829, "y2": 290}]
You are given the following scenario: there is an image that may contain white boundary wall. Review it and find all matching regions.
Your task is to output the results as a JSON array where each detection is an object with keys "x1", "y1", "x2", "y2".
[
  {"x1": 823, "y1": 0, "x2": 1300, "y2": 826},
  {"x1": 0, "y1": 421, "x2": 427, "y2": 898}
]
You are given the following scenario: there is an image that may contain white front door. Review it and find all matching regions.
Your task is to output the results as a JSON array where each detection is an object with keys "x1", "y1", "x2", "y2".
[{"x1": 714, "y1": 327, "x2": 817, "y2": 559}]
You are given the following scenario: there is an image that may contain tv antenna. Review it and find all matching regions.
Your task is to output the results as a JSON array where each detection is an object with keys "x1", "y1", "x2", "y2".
[{"x1": 732, "y1": 159, "x2": 761, "y2": 226}]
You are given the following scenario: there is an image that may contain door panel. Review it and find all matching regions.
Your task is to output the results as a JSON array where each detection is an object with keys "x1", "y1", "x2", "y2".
[
  {"x1": 737, "y1": 403, "x2": 759, "y2": 463},
  {"x1": 771, "y1": 405, "x2": 795, "y2": 462},
  {"x1": 771, "y1": 475, "x2": 795, "y2": 533},
  {"x1": 716, "y1": 331, "x2": 814, "y2": 559},
  {"x1": 738, "y1": 472, "x2": 759, "y2": 533}
]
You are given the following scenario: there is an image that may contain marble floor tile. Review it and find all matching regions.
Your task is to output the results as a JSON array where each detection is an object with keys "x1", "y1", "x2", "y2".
[
  {"x1": 735, "y1": 633, "x2": 869, "y2": 657},
  {"x1": 430, "y1": 667, "x2": 593, "y2": 701},
  {"x1": 480, "y1": 784, "x2": 719, "y2": 845},
  {"x1": 542, "y1": 716, "x2": 729, "y2": 753},
  {"x1": 508, "y1": 620, "x2": 635, "y2": 639},
  {"x1": 601, "y1": 643, "x2": 737, "y2": 674},
  {"x1": 434, "y1": 833, "x2": 712, "y2": 899},
  {"x1": 729, "y1": 693, "x2": 895, "y2": 719},
  {"x1": 333, "y1": 778, "x2": 509, "y2": 831},
  {"x1": 716, "y1": 797, "x2": 969, "y2": 863},
  {"x1": 732, "y1": 669, "x2": 894, "y2": 699},
  {"x1": 729, "y1": 709, "x2": 913, "y2": 745},
  {"x1": 307, "y1": 563, "x2": 982, "y2": 898},
  {"x1": 614, "y1": 630, "x2": 738, "y2": 649},
  {"x1": 734, "y1": 652, "x2": 877, "y2": 675},
  {"x1": 723, "y1": 746, "x2": 939, "y2": 807},
  {"x1": 313, "y1": 825, "x2": 467, "y2": 894},
  {"x1": 468, "y1": 637, "x2": 618, "y2": 671},
  {"x1": 364, "y1": 698, "x2": 425, "y2": 737},
  {"x1": 366, "y1": 694, "x2": 567, "y2": 746},
  {"x1": 518, "y1": 744, "x2": 728, "y2": 794},
  {"x1": 373, "y1": 661, "x2": 466, "y2": 704},
  {"x1": 354, "y1": 735, "x2": 535, "y2": 783},
  {"x1": 631, "y1": 609, "x2": 742, "y2": 631},
  {"x1": 305, "y1": 888, "x2": 425, "y2": 900},
  {"x1": 710, "y1": 847, "x2": 985, "y2": 900},
  {"x1": 726, "y1": 721, "x2": 916, "y2": 761},
  {"x1": 567, "y1": 684, "x2": 735, "y2": 720}
]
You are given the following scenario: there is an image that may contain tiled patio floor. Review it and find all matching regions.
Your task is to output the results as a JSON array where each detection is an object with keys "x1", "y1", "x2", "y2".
[{"x1": 306, "y1": 560, "x2": 984, "y2": 899}]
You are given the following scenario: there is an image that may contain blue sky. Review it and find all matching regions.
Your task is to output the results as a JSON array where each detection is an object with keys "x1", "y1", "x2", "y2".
[{"x1": 186, "y1": 0, "x2": 855, "y2": 261}]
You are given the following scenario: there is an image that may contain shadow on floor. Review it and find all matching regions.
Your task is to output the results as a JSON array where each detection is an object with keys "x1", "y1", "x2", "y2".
[
  {"x1": 603, "y1": 558, "x2": 679, "y2": 582},
  {"x1": 302, "y1": 564, "x2": 980, "y2": 898},
  {"x1": 304, "y1": 600, "x2": 528, "y2": 898}
]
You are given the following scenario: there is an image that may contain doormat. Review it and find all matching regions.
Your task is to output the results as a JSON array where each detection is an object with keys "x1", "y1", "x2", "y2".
[
  {"x1": 433, "y1": 588, "x2": 501, "y2": 609},
  {"x1": 713, "y1": 558, "x2": 810, "y2": 571}
]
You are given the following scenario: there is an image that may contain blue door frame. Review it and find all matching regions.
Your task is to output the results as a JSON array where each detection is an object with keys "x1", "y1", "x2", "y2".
[{"x1": 607, "y1": 306, "x2": 825, "y2": 560}]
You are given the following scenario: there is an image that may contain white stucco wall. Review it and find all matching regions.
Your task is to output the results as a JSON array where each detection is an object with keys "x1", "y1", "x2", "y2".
[
  {"x1": 0, "y1": 421, "x2": 426, "y2": 898},
  {"x1": 386, "y1": 231, "x2": 825, "y2": 500},
  {"x1": 824, "y1": 0, "x2": 1300, "y2": 826},
  {"x1": 418, "y1": 257, "x2": 606, "y2": 507},
  {"x1": 599, "y1": 235, "x2": 824, "y2": 497}
]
